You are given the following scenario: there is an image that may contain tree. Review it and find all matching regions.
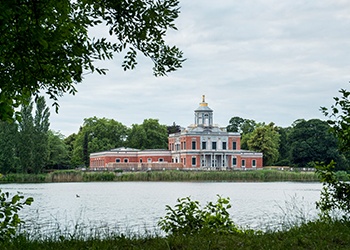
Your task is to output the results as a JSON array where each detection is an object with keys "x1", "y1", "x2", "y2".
[
  {"x1": 247, "y1": 123, "x2": 280, "y2": 166},
  {"x1": 227, "y1": 117, "x2": 257, "y2": 150},
  {"x1": 72, "y1": 117, "x2": 128, "y2": 166},
  {"x1": 289, "y1": 119, "x2": 340, "y2": 168},
  {"x1": 32, "y1": 97, "x2": 50, "y2": 173},
  {"x1": 167, "y1": 122, "x2": 181, "y2": 135},
  {"x1": 275, "y1": 126, "x2": 292, "y2": 166},
  {"x1": 127, "y1": 118, "x2": 168, "y2": 149},
  {"x1": 0, "y1": 0, "x2": 184, "y2": 121},
  {"x1": 227, "y1": 117, "x2": 256, "y2": 134},
  {"x1": 17, "y1": 100, "x2": 35, "y2": 173},
  {"x1": 0, "y1": 121, "x2": 18, "y2": 174},
  {"x1": 47, "y1": 131, "x2": 70, "y2": 170},
  {"x1": 127, "y1": 124, "x2": 148, "y2": 149}
]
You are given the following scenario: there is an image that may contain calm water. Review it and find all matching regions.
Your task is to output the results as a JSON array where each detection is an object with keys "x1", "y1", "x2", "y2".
[{"x1": 1, "y1": 182, "x2": 322, "y2": 235}]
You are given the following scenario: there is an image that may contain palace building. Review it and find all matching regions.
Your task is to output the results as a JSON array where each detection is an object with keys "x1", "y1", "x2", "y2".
[{"x1": 90, "y1": 96, "x2": 263, "y2": 170}]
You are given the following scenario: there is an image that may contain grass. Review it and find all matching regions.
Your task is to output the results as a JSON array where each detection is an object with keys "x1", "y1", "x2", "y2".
[
  {"x1": 0, "y1": 169, "x2": 320, "y2": 183},
  {"x1": 1, "y1": 220, "x2": 350, "y2": 249}
]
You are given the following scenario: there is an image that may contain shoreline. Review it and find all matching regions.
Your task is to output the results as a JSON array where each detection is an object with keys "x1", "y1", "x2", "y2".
[{"x1": 0, "y1": 169, "x2": 320, "y2": 183}]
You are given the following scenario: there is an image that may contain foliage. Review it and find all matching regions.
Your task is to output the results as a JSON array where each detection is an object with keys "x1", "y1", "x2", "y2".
[
  {"x1": 289, "y1": 119, "x2": 341, "y2": 168},
  {"x1": 0, "y1": 0, "x2": 184, "y2": 121},
  {"x1": 0, "y1": 121, "x2": 18, "y2": 174},
  {"x1": 167, "y1": 122, "x2": 181, "y2": 135},
  {"x1": 158, "y1": 196, "x2": 241, "y2": 235},
  {"x1": 316, "y1": 161, "x2": 350, "y2": 220},
  {"x1": 226, "y1": 117, "x2": 257, "y2": 134},
  {"x1": 47, "y1": 131, "x2": 70, "y2": 169},
  {"x1": 247, "y1": 123, "x2": 280, "y2": 166},
  {"x1": 127, "y1": 119, "x2": 168, "y2": 149},
  {"x1": 321, "y1": 88, "x2": 350, "y2": 152},
  {"x1": 71, "y1": 117, "x2": 128, "y2": 166},
  {"x1": 1, "y1": 220, "x2": 350, "y2": 249},
  {"x1": 274, "y1": 126, "x2": 292, "y2": 166},
  {"x1": 0, "y1": 189, "x2": 33, "y2": 241}
]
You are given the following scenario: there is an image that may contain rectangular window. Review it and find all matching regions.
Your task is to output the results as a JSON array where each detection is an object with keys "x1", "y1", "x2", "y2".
[
  {"x1": 202, "y1": 141, "x2": 207, "y2": 149},
  {"x1": 242, "y1": 159, "x2": 245, "y2": 167},
  {"x1": 222, "y1": 142, "x2": 227, "y2": 150},
  {"x1": 232, "y1": 158, "x2": 237, "y2": 166},
  {"x1": 192, "y1": 141, "x2": 196, "y2": 150},
  {"x1": 212, "y1": 141, "x2": 217, "y2": 150},
  {"x1": 192, "y1": 157, "x2": 196, "y2": 166},
  {"x1": 184, "y1": 142, "x2": 186, "y2": 150},
  {"x1": 232, "y1": 141, "x2": 237, "y2": 150},
  {"x1": 252, "y1": 159, "x2": 256, "y2": 167}
]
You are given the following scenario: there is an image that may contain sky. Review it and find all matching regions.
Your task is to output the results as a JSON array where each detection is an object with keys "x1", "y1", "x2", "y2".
[{"x1": 48, "y1": 0, "x2": 350, "y2": 137}]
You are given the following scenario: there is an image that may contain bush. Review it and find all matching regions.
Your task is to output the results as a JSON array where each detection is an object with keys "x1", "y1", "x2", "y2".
[
  {"x1": 0, "y1": 189, "x2": 33, "y2": 241},
  {"x1": 316, "y1": 161, "x2": 350, "y2": 220},
  {"x1": 158, "y1": 196, "x2": 241, "y2": 235}
]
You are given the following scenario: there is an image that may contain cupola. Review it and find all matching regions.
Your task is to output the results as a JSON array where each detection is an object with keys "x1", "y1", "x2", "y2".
[{"x1": 194, "y1": 95, "x2": 213, "y2": 127}]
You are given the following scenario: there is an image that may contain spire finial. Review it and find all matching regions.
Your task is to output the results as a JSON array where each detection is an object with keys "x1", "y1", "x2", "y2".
[{"x1": 199, "y1": 95, "x2": 208, "y2": 107}]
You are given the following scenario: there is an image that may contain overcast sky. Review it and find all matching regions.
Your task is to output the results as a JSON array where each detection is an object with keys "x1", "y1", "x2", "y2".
[{"x1": 48, "y1": 0, "x2": 350, "y2": 137}]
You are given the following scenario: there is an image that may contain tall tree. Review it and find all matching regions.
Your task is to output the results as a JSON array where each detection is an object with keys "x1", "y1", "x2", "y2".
[
  {"x1": 275, "y1": 126, "x2": 292, "y2": 166},
  {"x1": 289, "y1": 119, "x2": 340, "y2": 168},
  {"x1": 17, "y1": 100, "x2": 35, "y2": 173},
  {"x1": 32, "y1": 97, "x2": 50, "y2": 173},
  {"x1": 0, "y1": 0, "x2": 184, "y2": 121},
  {"x1": 247, "y1": 123, "x2": 280, "y2": 166}
]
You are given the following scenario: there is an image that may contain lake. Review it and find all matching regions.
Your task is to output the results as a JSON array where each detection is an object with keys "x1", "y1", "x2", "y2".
[{"x1": 1, "y1": 182, "x2": 322, "y2": 236}]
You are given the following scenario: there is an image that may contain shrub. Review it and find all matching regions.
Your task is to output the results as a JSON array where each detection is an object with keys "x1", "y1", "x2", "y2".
[
  {"x1": 316, "y1": 161, "x2": 350, "y2": 220},
  {"x1": 0, "y1": 189, "x2": 33, "y2": 241},
  {"x1": 158, "y1": 196, "x2": 241, "y2": 235}
]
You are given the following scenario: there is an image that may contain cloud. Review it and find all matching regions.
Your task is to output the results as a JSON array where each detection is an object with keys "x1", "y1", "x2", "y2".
[{"x1": 48, "y1": 1, "x2": 350, "y2": 136}]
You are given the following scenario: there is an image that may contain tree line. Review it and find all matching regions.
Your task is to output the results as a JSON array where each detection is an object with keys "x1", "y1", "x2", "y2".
[
  {"x1": 226, "y1": 117, "x2": 347, "y2": 170},
  {"x1": 0, "y1": 97, "x2": 348, "y2": 174}
]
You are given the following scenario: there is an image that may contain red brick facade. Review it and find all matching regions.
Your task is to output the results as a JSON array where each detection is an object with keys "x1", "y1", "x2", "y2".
[{"x1": 90, "y1": 96, "x2": 263, "y2": 170}]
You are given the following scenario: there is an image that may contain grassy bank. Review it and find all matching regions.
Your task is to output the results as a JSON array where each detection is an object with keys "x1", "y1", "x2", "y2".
[
  {"x1": 1, "y1": 220, "x2": 349, "y2": 249},
  {"x1": 0, "y1": 169, "x2": 320, "y2": 183}
]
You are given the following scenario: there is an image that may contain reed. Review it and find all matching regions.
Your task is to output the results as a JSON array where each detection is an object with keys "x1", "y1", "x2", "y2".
[
  {"x1": 0, "y1": 173, "x2": 47, "y2": 183},
  {"x1": 1, "y1": 220, "x2": 350, "y2": 249},
  {"x1": 0, "y1": 169, "x2": 320, "y2": 183},
  {"x1": 115, "y1": 170, "x2": 319, "y2": 182}
]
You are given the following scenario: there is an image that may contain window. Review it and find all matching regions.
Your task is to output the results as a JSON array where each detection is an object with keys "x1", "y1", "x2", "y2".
[
  {"x1": 184, "y1": 158, "x2": 186, "y2": 165},
  {"x1": 192, "y1": 157, "x2": 196, "y2": 166},
  {"x1": 222, "y1": 142, "x2": 227, "y2": 150},
  {"x1": 242, "y1": 159, "x2": 245, "y2": 167},
  {"x1": 252, "y1": 159, "x2": 256, "y2": 167},
  {"x1": 139, "y1": 159, "x2": 143, "y2": 163},
  {"x1": 184, "y1": 142, "x2": 186, "y2": 149},
  {"x1": 147, "y1": 158, "x2": 152, "y2": 163},
  {"x1": 232, "y1": 141, "x2": 237, "y2": 150},
  {"x1": 192, "y1": 141, "x2": 196, "y2": 150},
  {"x1": 124, "y1": 158, "x2": 128, "y2": 163},
  {"x1": 116, "y1": 158, "x2": 121, "y2": 163},
  {"x1": 158, "y1": 158, "x2": 164, "y2": 162},
  {"x1": 212, "y1": 141, "x2": 217, "y2": 150},
  {"x1": 202, "y1": 141, "x2": 207, "y2": 149}
]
